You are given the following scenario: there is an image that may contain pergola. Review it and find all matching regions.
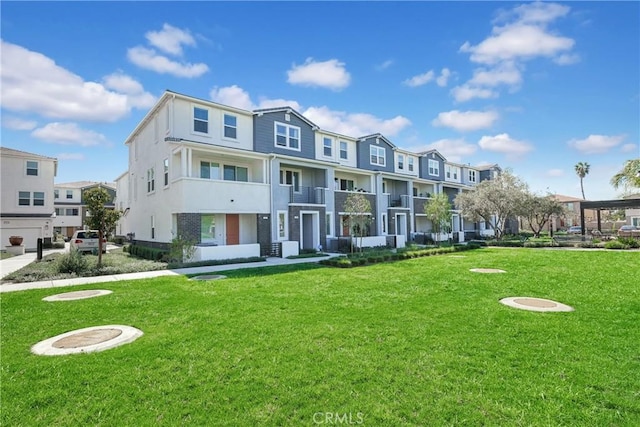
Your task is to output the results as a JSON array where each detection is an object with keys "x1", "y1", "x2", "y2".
[{"x1": 579, "y1": 198, "x2": 640, "y2": 235}]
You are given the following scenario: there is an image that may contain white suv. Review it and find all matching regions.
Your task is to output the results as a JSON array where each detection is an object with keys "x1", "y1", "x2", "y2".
[{"x1": 70, "y1": 230, "x2": 105, "y2": 253}]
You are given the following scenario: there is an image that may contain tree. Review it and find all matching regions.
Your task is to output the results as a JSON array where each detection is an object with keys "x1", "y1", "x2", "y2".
[
  {"x1": 343, "y1": 193, "x2": 372, "y2": 253},
  {"x1": 574, "y1": 162, "x2": 590, "y2": 200},
  {"x1": 520, "y1": 194, "x2": 565, "y2": 238},
  {"x1": 84, "y1": 186, "x2": 121, "y2": 267},
  {"x1": 455, "y1": 170, "x2": 528, "y2": 240},
  {"x1": 423, "y1": 193, "x2": 452, "y2": 246},
  {"x1": 610, "y1": 159, "x2": 640, "y2": 193}
]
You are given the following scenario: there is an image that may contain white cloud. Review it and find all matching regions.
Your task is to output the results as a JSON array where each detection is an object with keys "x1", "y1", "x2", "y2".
[
  {"x1": 436, "y1": 68, "x2": 451, "y2": 87},
  {"x1": 103, "y1": 72, "x2": 156, "y2": 109},
  {"x1": 127, "y1": 46, "x2": 208, "y2": 78},
  {"x1": 1, "y1": 116, "x2": 37, "y2": 131},
  {"x1": 460, "y1": 24, "x2": 574, "y2": 65},
  {"x1": 620, "y1": 143, "x2": 638, "y2": 154},
  {"x1": 468, "y1": 62, "x2": 522, "y2": 87},
  {"x1": 209, "y1": 85, "x2": 301, "y2": 111},
  {"x1": 568, "y1": 134, "x2": 626, "y2": 154},
  {"x1": 145, "y1": 23, "x2": 195, "y2": 56},
  {"x1": 287, "y1": 58, "x2": 351, "y2": 91},
  {"x1": 553, "y1": 53, "x2": 581, "y2": 65},
  {"x1": 450, "y1": 84, "x2": 498, "y2": 103},
  {"x1": 376, "y1": 59, "x2": 394, "y2": 71},
  {"x1": 478, "y1": 133, "x2": 533, "y2": 156},
  {"x1": 403, "y1": 70, "x2": 434, "y2": 87},
  {"x1": 31, "y1": 122, "x2": 107, "y2": 146},
  {"x1": 495, "y1": 2, "x2": 570, "y2": 25},
  {"x1": 302, "y1": 106, "x2": 411, "y2": 137},
  {"x1": 56, "y1": 152, "x2": 85, "y2": 161},
  {"x1": 432, "y1": 110, "x2": 499, "y2": 132},
  {"x1": 546, "y1": 168, "x2": 564, "y2": 177},
  {"x1": 1, "y1": 40, "x2": 134, "y2": 122},
  {"x1": 412, "y1": 138, "x2": 477, "y2": 163}
]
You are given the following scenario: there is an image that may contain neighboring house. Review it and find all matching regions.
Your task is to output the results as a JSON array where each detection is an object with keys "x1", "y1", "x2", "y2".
[
  {"x1": 53, "y1": 181, "x2": 116, "y2": 239},
  {"x1": 0, "y1": 147, "x2": 57, "y2": 250},
  {"x1": 550, "y1": 194, "x2": 598, "y2": 231},
  {"x1": 116, "y1": 90, "x2": 500, "y2": 261}
]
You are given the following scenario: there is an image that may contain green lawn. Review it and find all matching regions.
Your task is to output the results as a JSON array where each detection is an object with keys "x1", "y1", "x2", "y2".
[{"x1": 2, "y1": 249, "x2": 639, "y2": 426}]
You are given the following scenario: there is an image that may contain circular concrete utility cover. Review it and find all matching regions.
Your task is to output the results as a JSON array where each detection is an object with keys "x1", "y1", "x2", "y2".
[
  {"x1": 500, "y1": 297, "x2": 574, "y2": 312},
  {"x1": 470, "y1": 268, "x2": 506, "y2": 273},
  {"x1": 190, "y1": 274, "x2": 227, "y2": 281},
  {"x1": 43, "y1": 290, "x2": 112, "y2": 302},
  {"x1": 31, "y1": 325, "x2": 143, "y2": 356}
]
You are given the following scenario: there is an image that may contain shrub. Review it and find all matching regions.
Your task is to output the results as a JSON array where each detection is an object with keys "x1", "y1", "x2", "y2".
[
  {"x1": 57, "y1": 250, "x2": 90, "y2": 275},
  {"x1": 52, "y1": 242, "x2": 66, "y2": 249},
  {"x1": 604, "y1": 240, "x2": 629, "y2": 250},
  {"x1": 617, "y1": 237, "x2": 640, "y2": 248}
]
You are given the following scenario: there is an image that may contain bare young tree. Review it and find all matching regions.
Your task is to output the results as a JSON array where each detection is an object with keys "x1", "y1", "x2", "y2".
[
  {"x1": 455, "y1": 170, "x2": 528, "y2": 240},
  {"x1": 343, "y1": 192, "x2": 372, "y2": 253},
  {"x1": 424, "y1": 193, "x2": 452, "y2": 246}
]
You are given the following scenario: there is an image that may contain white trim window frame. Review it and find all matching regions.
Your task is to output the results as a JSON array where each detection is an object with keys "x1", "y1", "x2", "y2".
[
  {"x1": 326, "y1": 212, "x2": 334, "y2": 237},
  {"x1": 223, "y1": 113, "x2": 237, "y2": 140},
  {"x1": 428, "y1": 159, "x2": 440, "y2": 176},
  {"x1": 280, "y1": 169, "x2": 301, "y2": 192},
  {"x1": 147, "y1": 168, "x2": 155, "y2": 193},
  {"x1": 33, "y1": 191, "x2": 45, "y2": 206},
  {"x1": 323, "y1": 137, "x2": 333, "y2": 157},
  {"x1": 339, "y1": 141, "x2": 348, "y2": 160},
  {"x1": 26, "y1": 160, "x2": 38, "y2": 176},
  {"x1": 274, "y1": 122, "x2": 301, "y2": 151},
  {"x1": 66, "y1": 190, "x2": 73, "y2": 199},
  {"x1": 408, "y1": 157, "x2": 414, "y2": 172},
  {"x1": 193, "y1": 105, "x2": 209, "y2": 135},
  {"x1": 277, "y1": 210, "x2": 288, "y2": 241},
  {"x1": 381, "y1": 213, "x2": 387, "y2": 235},
  {"x1": 398, "y1": 154, "x2": 404, "y2": 170},
  {"x1": 468, "y1": 169, "x2": 477, "y2": 183},
  {"x1": 200, "y1": 161, "x2": 220, "y2": 180},
  {"x1": 370, "y1": 145, "x2": 386, "y2": 167},
  {"x1": 18, "y1": 191, "x2": 31, "y2": 206},
  {"x1": 163, "y1": 158, "x2": 169, "y2": 187}
]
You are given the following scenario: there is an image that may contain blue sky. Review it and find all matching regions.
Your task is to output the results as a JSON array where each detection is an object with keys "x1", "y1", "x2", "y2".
[{"x1": 1, "y1": 1, "x2": 638, "y2": 199}]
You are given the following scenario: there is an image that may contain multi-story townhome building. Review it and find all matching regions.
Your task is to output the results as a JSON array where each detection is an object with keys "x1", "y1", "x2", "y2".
[
  {"x1": 0, "y1": 147, "x2": 57, "y2": 250},
  {"x1": 53, "y1": 181, "x2": 116, "y2": 239},
  {"x1": 117, "y1": 90, "x2": 500, "y2": 261}
]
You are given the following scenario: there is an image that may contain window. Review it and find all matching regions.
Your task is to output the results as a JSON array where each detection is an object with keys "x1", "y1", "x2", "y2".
[
  {"x1": 566, "y1": 203, "x2": 574, "y2": 211},
  {"x1": 280, "y1": 169, "x2": 300, "y2": 192},
  {"x1": 468, "y1": 170, "x2": 477, "y2": 183},
  {"x1": 381, "y1": 213, "x2": 387, "y2": 234},
  {"x1": 398, "y1": 154, "x2": 404, "y2": 170},
  {"x1": 33, "y1": 192, "x2": 45, "y2": 206},
  {"x1": 340, "y1": 141, "x2": 348, "y2": 160},
  {"x1": 26, "y1": 161, "x2": 38, "y2": 176},
  {"x1": 277, "y1": 211, "x2": 288, "y2": 240},
  {"x1": 200, "y1": 161, "x2": 220, "y2": 180},
  {"x1": 65, "y1": 208, "x2": 79, "y2": 216},
  {"x1": 326, "y1": 213, "x2": 333, "y2": 237},
  {"x1": 201, "y1": 215, "x2": 216, "y2": 243},
  {"x1": 66, "y1": 190, "x2": 73, "y2": 199},
  {"x1": 151, "y1": 216, "x2": 155, "y2": 239},
  {"x1": 18, "y1": 191, "x2": 30, "y2": 206},
  {"x1": 223, "y1": 165, "x2": 248, "y2": 182},
  {"x1": 147, "y1": 168, "x2": 155, "y2": 193},
  {"x1": 54, "y1": 190, "x2": 59, "y2": 199},
  {"x1": 193, "y1": 107, "x2": 209, "y2": 134},
  {"x1": 370, "y1": 146, "x2": 385, "y2": 166},
  {"x1": 632, "y1": 217, "x2": 640, "y2": 227},
  {"x1": 408, "y1": 157, "x2": 414, "y2": 172},
  {"x1": 339, "y1": 179, "x2": 355, "y2": 191},
  {"x1": 323, "y1": 137, "x2": 332, "y2": 157},
  {"x1": 275, "y1": 122, "x2": 300, "y2": 150},
  {"x1": 452, "y1": 166, "x2": 459, "y2": 180},
  {"x1": 428, "y1": 159, "x2": 440, "y2": 176},
  {"x1": 164, "y1": 158, "x2": 169, "y2": 186},
  {"x1": 55, "y1": 208, "x2": 64, "y2": 216},
  {"x1": 223, "y1": 114, "x2": 237, "y2": 139}
]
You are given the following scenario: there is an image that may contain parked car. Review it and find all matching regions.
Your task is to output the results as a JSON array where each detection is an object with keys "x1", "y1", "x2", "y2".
[
  {"x1": 567, "y1": 226, "x2": 583, "y2": 234},
  {"x1": 618, "y1": 225, "x2": 639, "y2": 237},
  {"x1": 70, "y1": 230, "x2": 106, "y2": 253}
]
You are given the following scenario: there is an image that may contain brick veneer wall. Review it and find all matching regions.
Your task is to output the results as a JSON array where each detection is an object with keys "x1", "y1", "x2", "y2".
[
  {"x1": 256, "y1": 213, "x2": 271, "y2": 256},
  {"x1": 177, "y1": 213, "x2": 201, "y2": 243}
]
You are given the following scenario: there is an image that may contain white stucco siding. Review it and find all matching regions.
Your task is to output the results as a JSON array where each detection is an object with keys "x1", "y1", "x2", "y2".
[
  {"x1": 0, "y1": 218, "x2": 48, "y2": 250},
  {"x1": 1, "y1": 154, "x2": 56, "y2": 216}
]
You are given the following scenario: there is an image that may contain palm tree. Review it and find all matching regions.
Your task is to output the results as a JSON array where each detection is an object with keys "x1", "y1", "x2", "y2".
[
  {"x1": 610, "y1": 159, "x2": 640, "y2": 192},
  {"x1": 574, "y1": 162, "x2": 590, "y2": 199}
]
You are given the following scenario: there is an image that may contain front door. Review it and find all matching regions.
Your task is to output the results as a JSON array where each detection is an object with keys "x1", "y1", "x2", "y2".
[{"x1": 226, "y1": 214, "x2": 239, "y2": 245}]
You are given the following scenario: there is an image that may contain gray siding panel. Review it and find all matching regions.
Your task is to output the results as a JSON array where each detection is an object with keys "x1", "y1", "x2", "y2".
[
  {"x1": 253, "y1": 112, "x2": 315, "y2": 159},
  {"x1": 419, "y1": 154, "x2": 444, "y2": 181},
  {"x1": 357, "y1": 137, "x2": 394, "y2": 173}
]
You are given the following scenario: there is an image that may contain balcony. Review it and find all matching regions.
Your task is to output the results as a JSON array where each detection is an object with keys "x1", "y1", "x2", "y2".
[
  {"x1": 290, "y1": 186, "x2": 326, "y2": 204},
  {"x1": 170, "y1": 177, "x2": 270, "y2": 213},
  {"x1": 387, "y1": 194, "x2": 410, "y2": 209}
]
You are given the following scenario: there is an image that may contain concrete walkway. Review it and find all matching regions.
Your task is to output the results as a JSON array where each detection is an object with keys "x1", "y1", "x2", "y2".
[{"x1": 0, "y1": 251, "x2": 341, "y2": 293}]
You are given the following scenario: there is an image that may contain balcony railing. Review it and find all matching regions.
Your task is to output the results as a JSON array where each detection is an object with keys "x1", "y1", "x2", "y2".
[
  {"x1": 290, "y1": 186, "x2": 326, "y2": 204},
  {"x1": 387, "y1": 194, "x2": 410, "y2": 208}
]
